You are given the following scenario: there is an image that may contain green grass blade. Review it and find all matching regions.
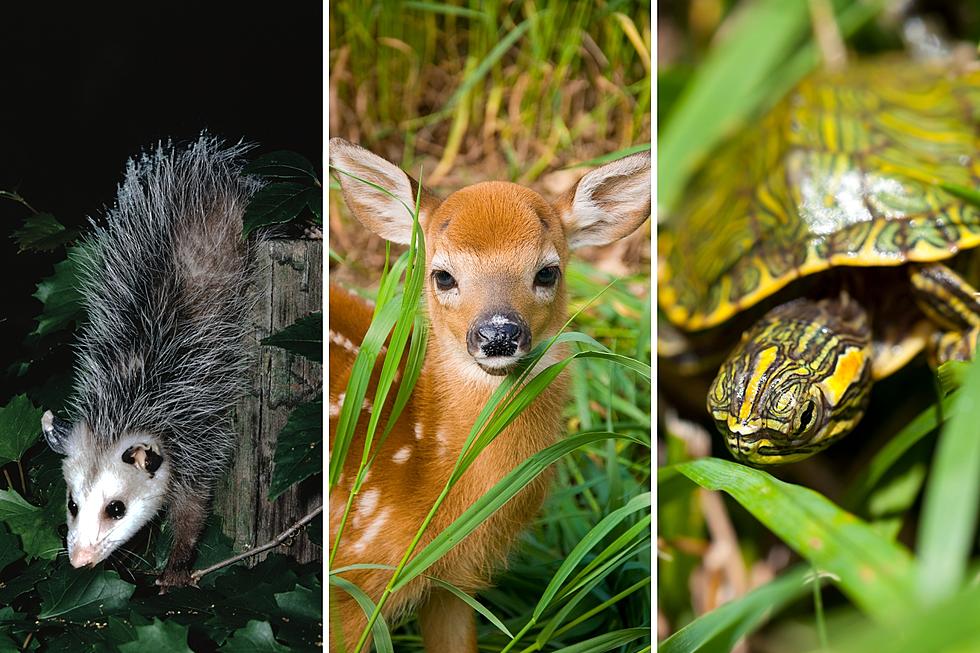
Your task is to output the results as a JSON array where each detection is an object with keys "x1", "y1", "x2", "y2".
[
  {"x1": 844, "y1": 396, "x2": 954, "y2": 508},
  {"x1": 391, "y1": 431, "x2": 645, "y2": 591},
  {"x1": 658, "y1": 0, "x2": 812, "y2": 213},
  {"x1": 658, "y1": 566, "x2": 813, "y2": 653},
  {"x1": 329, "y1": 576, "x2": 394, "y2": 653},
  {"x1": 917, "y1": 358, "x2": 980, "y2": 603},
  {"x1": 328, "y1": 297, "x2": 401, "y2": 485},
  {"x1": 552, "y1": 628, "x2": 649, "y2": 653},
  {"x1": 671, "y1": 458, "x2": 918, "y2": 620},
  {"x1": 427, "y1": 577, "x2": 513, "y2": 638},
  {"x1": 530, "y1": 492, "x2": 651, "y2": 621}
]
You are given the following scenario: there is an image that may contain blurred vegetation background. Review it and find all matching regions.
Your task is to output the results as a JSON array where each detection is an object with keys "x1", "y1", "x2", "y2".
[
  {"x1": 329, "y1": 0, "x2": 651, "y2": 284},
  {"x1": 658, "y1": 1, "x2": 980, "y2": 652}
]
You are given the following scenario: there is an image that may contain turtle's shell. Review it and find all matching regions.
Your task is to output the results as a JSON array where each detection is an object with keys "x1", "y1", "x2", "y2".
[{"x1": 660, "y1": 59, "x2": 980, "y2": 331}]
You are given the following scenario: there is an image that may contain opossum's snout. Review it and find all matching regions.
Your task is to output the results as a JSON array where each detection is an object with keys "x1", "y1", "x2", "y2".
[{"x1": 69, "y1": 545, "x2": 100, "y2": 568}]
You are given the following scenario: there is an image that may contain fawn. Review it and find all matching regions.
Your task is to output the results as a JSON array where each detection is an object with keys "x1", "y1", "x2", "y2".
[{"x1": 328, "y1": 138, "x2": 650, "y2": 652}]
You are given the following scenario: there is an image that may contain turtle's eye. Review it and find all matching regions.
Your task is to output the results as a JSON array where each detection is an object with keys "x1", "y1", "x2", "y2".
[
  {"x1": 534, "y1": 266, "x2": 560, "y2": 288},
  {"x1": 432, "y1": 270, "x2": 457, "y2": 291},
  {"x1": 797, "y1": 399, "x2": 818, "y2": 435},
  {"x1": 105, "y1": 500, "x2": 126, "y2": 520},
  {"x1": 67, "y1": 494, "x2": 78, "y2": 518}
]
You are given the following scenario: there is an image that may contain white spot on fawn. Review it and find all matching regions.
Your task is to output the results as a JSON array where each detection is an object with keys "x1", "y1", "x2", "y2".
[
  {"x1": 351, "y1": 508, "x2": 390, "y2": 554},
  {"x1": 329, "y1": 329, "x2": 359, "y2": 354},
  {"x1": 356, "y1": 489, "x2": 379, "y2": 520},
  {"x1": 414, "y1": 423, "x2": 423, "y2": 440},
  {"x1": 392, "y1": 446, "x2": 412, "y2": 463},
  {"x1": 362, "y1": 399, "x2": 373, "y2": 414}
]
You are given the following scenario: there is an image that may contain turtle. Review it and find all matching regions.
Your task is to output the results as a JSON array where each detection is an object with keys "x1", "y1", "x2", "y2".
[{"x1": 659, "y1": 57, "x2": 980, "y2": 465}]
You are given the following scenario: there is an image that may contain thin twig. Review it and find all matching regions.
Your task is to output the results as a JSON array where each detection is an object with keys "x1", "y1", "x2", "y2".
[{"x1": 189, "y1": 504, "x2": 322, "y2": 582}]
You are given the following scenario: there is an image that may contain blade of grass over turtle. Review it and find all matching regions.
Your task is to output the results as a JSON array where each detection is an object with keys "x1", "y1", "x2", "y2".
[
  {"x1": 671, "y1": 458, "x2": 918, "y2": 620},
  {"x1": 916, "y1": 357, "x2": 980, "y2": 604},
  {"x1": 657, "y1": 566, "x2": 814, "y2": 653},
  {"x1": 844, "y1": 394, "x2": 955, "y2": 508},
  {"x1": 329, "y1": 576, "x2": 394, "y2": 653},
  {"x1": 658, "y1": 0, "x2": 812, "y2": 213},
  {"x1": 828, "y1": 580, "x2": 980, "y2": 653}
]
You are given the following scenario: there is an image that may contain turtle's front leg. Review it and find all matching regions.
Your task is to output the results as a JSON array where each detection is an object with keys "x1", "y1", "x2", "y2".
[{"x1": 908, "y1": 263, "x2": 980, "y2": 364}]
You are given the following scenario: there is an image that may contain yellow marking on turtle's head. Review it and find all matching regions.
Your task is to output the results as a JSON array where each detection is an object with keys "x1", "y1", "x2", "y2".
[
  {"x1": 738, "y1": 345, "x2": 780, "y2": 422},
  {"x1": 817, "y1": 346, "x2": 867, "y2": 405}
]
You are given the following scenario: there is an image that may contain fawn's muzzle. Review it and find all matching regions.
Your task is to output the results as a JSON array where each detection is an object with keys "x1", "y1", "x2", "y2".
[{"x1": 467, "y1": 310, "x2": 531, "y2": 374}]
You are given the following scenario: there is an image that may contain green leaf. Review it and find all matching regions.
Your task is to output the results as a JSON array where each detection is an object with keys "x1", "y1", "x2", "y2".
[
  {"x1": 118, "y1": 618, "x2": 192, "y2": 653},
  {"x1": 243, "y1": 183, "x2": 318, "y2": 236},
  {"x1": 658, "y1": 566, "x2": 812, "y2": 653},
  {"x1": 11, "y1": 212, "x2": 75, "y2": 252},
  {"x1": 244, "y1": 151, "x2": 319, "y2": 183},
  {"x1": 37, "y1": 567, "x2": 135, "y2": 620},
  {"x1": 268, "y1": 400, "x2": 322, "y2": 501},
  {"x1": 0, "y1": 394, "x2": 42, "y2": 465},
  {"x1": 0, "y1": 525, "x2": 24, "y2": 571},
  {"x1": 671, "y1": 458, "x2": 918, "y2": 620},
  {"x1": 917, "y1": 358, "x2": 980, "y2": 603},
  {"x1": 32, "y1": 243, "x2": 92, "y2": 337},
  {"x1": 262, "y1": 312, "x2": 322, "y2": 362},
  {"x1": 275, "y1": 583, "x2": 322, "y2": 622},
  {"x1": 0, "y1": 488, "x2": 61, "y2": 560},
  {"x1": 219, "y1": 620, "x2": 290, "y2": 653}
]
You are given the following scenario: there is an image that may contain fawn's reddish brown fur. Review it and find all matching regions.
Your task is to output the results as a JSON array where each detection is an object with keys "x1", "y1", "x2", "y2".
[{"x1": 328, "y1": 138, "x2": 650, "y2": 652}]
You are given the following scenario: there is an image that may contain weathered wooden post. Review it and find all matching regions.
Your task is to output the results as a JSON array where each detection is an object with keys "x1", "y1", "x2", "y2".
[{"x1": 215, "y1": 238, "x2": 322, "y2": 564}]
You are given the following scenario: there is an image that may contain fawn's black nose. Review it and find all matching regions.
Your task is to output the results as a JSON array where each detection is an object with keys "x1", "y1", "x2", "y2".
[{"x1": 467, "y1": 310, "x2": 531, "y2": 361}]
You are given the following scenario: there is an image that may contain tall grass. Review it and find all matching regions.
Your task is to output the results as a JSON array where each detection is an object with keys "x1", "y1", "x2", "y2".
[
  {"x1": 329, "y1": 0, "x2": 651, "y2": 183},
  {"x1": 328, "y1": 165, "x2": 651, "y2": 650}
]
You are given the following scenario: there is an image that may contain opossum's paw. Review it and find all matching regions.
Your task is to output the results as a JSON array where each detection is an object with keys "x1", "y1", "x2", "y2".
[{"x1": 156, "y1": 569, "x2": 197, "y2": 593}]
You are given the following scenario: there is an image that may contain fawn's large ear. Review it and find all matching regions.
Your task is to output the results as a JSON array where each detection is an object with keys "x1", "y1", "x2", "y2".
[
  {"x1": 329, "y1": 138, "x2": 439, "y2": 244},
  {"x1": 556, "y1": 149, "x2": 651, "y2": 249}
]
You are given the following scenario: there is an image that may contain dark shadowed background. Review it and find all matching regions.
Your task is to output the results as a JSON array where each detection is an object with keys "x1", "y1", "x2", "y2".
[{"x1": 0, "y1": 2, "x2": 322, "y2": 403}]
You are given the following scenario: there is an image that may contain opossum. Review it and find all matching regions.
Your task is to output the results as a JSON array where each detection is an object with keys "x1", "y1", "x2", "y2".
[{"x1": 40, "y1": 136, "x2": 261, "y2": 589}]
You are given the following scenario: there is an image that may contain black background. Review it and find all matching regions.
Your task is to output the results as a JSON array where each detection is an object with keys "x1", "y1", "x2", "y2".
[{"x1": 0, "y1": 2, "x2": 322, "y2": 402}]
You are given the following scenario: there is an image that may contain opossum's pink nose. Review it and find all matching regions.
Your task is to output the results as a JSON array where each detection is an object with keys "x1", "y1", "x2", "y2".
[{"x1": 70, "y1": 547, "x2": 98, "y2": 568}]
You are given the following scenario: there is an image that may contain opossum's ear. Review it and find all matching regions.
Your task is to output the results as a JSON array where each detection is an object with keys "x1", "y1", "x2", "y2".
[
  {"x1": 41, "y1": 411, "x2": 73, "y2": 456},
  {"x1": 329, "y1": 138, "x2": 439, "y2": 245},
  {"x1": 122, "y1": 444, "x2": 164, "y2": 477}
]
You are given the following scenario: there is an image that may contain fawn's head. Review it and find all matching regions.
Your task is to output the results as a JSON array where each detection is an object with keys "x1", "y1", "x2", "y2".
[{"x1": 330, "y1": 139, "x2": 650, "y2": 379}]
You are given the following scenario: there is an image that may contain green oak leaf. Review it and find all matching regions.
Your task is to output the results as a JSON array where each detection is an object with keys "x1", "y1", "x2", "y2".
[{"x1": 219, "y1": 620, "x2": 289, "y2": 652}]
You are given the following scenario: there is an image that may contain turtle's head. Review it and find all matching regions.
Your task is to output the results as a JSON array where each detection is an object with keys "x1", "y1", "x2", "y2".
[{"x1": 707, "y1": 297, "x2": 873, "y2": 465}]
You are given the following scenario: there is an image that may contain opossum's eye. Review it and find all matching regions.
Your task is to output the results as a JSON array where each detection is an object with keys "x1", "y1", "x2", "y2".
[
  {"x1": 67, "y1": 495, "x2": 78, "y2": 518},
  {"x1": 105, "y1": 500, "x2": 126, "y2": 520}
]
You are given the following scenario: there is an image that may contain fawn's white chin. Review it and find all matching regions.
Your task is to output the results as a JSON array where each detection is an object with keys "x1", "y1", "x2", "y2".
[{"x1": 475, "y1": 355, "x2": 523, "y2": 376}]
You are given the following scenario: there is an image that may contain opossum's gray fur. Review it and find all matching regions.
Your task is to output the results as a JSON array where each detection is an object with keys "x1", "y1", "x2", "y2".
[{"x1": 69, "y1": 135, "x2": 262, "y2": 492}]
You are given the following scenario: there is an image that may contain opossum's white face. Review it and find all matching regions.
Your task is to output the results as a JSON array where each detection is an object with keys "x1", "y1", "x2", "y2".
[{"x1": 43, "y1": 413, "x2": 171, "y2": 568}]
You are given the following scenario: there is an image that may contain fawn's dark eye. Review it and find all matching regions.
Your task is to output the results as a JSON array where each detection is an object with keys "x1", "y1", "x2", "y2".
[
  {"x1": 534, "y1": 266, "x2": 560, "y2": 287},
  {"x1": 68, "y1": 494, "x2": 78, "y2": 518},
  {"x1": 105, "y1": 500, "x2": 126, "y2": 520},
  {"x1": 433, "y1": 270, "x2": 457, "y2": 291}
]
